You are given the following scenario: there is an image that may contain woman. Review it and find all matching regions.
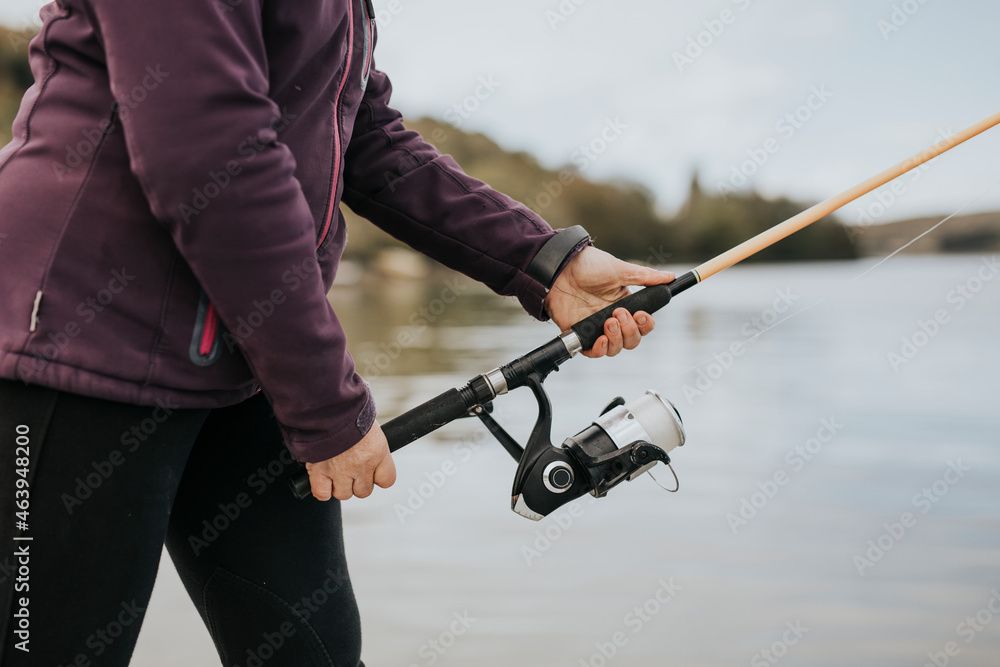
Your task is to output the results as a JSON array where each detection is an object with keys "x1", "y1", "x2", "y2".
[{"x1": 0, "y1": 1, "x2": 671, "y2": 664}]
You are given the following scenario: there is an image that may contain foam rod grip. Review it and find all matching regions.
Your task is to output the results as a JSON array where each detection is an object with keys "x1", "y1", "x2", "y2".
[
  {"x1": 382, "y1": 388, "x2": 471, "y2": 452},
  {"x1": 290, "y1": 387, "x2": 471, "y2": 499},
  {"x1": 569, "y1": 284, "x2": 672, "y2": 350}
]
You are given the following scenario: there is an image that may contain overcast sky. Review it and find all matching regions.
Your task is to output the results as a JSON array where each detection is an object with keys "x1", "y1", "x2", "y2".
[{"x1": 4, "y1": 0, "x2": 999, "y2": 224}]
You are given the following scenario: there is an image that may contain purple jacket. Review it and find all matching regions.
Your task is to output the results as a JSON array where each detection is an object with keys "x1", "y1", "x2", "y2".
[{"x1": 0, "y1": 0, "x2": 562, "y2": 462}]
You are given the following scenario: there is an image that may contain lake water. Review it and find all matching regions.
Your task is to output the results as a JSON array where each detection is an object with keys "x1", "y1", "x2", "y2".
[{"x1": 134, "y1": 254, "x2": 1000, "y2": 666}]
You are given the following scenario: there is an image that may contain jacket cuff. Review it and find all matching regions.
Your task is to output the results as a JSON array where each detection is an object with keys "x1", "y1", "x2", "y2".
[
  {"x1": 526, "y1": 225, "x2": 592, "y2": 287},
  {"x1": 523, "y1": 239, "x2": 593, "y2": 322},
  {"x1": 281, "y1": 381, "x2": 377, "y2": 463},
  {"x1": 514, "y1": 227, "x2": 594, "y2": 321}
]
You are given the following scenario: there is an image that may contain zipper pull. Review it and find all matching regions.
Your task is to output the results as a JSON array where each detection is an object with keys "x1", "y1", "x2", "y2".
[
  {"x1": 29, "y1": 290, "x2": 42, "y2": 332},
  {"x1": 363, "y1": 0, "x2": 375, "y2": 21}
]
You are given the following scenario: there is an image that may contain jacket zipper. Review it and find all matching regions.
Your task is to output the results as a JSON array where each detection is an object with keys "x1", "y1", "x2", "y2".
[
  {"x1": 361, "y1": 0, "x2": 375, "y2": 85},
  {"x1": 317, "y1": 0, "x2": 357, "y2": 248},
  {"x1": 194, "y1": 0, "x2": 362, "y2": 364}
]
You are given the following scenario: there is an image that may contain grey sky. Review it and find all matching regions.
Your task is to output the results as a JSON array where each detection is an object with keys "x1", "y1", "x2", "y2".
[{"x1": 4, "y1": 0, "x2": 999, "y2": 224}]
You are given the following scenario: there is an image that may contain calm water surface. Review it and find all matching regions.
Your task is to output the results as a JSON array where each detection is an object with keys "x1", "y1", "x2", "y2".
[{"x1": 135, "y1": 254, "x2": 1000, "y2": 666}]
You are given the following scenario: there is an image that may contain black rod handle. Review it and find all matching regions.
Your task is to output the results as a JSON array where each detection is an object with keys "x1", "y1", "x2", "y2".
[
  {"x1": 382, "y1": 387, "x2": 471, "y2": 452},
  {"x1": 290, "y1": 386, "x2": 472, "y2": 499},
  {"x1": 570, "y1": 284, "x2": 672, "y2": 350},
  {"x1": 568, "y1": 271, "x2": 696, "y2": 351}
]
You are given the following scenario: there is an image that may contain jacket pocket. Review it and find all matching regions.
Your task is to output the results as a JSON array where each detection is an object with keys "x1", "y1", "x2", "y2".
[{"x1": 189, "y1": 289, "x2": 223, "y2": 366}]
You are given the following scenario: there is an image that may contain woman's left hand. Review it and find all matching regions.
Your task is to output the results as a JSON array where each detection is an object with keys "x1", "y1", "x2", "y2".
[{"x1": 543, "y1": 247, "x2": 674, "y2": 358}]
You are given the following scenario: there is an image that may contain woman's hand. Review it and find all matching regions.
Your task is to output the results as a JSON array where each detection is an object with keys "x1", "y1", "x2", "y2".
[
  {"x1": 544, "y1": 247, "x2": 674, "y2": 358},
  {"x1": 306, "y1": 421, "x2": 397, "y2": 501}
]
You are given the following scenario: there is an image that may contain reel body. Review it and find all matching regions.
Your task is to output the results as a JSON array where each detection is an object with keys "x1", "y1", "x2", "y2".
[{"x1": 474, "y1": 373, "x2": 686, "y2": 520}]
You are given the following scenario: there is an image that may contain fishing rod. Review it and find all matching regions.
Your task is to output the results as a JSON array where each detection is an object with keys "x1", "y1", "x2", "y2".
[{"x1": 290, "y1": 109, "x2": 1000, "y2": 520}]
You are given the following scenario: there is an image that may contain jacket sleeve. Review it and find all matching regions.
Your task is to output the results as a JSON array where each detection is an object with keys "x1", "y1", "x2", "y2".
[
  {"x1": 83, "y1": 0, "x2": 372, "y2": 462},
  {"x1": 342, "y1": 68, "x2": 560, "y2": 321}
]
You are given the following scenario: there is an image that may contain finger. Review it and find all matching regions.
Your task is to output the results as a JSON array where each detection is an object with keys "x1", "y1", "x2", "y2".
[
  {"x1": 307, "y1": 468, "x2": 334, "y2": 502},
  {"x1": 615, "y1": 308, "x2": 642, "y2": 350},
  {"x1": 618, "y1": 261, "x2": 675, "y2": 287},
  {"x1": 352, "y1": 472, "x2": 375, "y2": 499},
  {"x1": 374, "y1": 455, "x2": 397, "y2": 489},
  {"x1": 331, "y1": 476, "x2": 354, "y2": 502},
  {"x1": 634, "y1": 311, "x2": 655, "y2": 336},
  {"x1": 604, "y1": 316, "x2": 624, "y2": 357},
  {"x1": 582, "y1": 335, "x2": 609, "y2": 359}
]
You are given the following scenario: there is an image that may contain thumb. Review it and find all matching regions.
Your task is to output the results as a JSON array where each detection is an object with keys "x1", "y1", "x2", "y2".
[
  {"x1": 618, "y1": 260, "x2": 675, "y2": 287},
  {"x1": 307, "y1": 466, "x2": 334, "y2": 502}
]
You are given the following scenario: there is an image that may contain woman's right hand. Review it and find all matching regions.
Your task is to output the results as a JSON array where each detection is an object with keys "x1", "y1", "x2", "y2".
[{"x1": 305, "y1": 421, "x2": 397, "y2": 501}]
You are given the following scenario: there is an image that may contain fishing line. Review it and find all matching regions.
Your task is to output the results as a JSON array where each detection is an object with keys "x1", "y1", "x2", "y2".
[{"x1": 648, "y1": 175, "x2": 1000, "y2": 394}]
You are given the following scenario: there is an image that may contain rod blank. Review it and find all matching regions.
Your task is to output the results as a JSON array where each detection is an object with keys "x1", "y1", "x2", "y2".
[{"x1": 692, "y1": 110, "x2": 1000, "y2": 283}]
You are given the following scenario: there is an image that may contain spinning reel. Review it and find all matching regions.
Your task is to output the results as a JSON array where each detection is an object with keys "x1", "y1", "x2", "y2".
[{"x1": 473, "y1": 373, "x2": 685, "y2": 520}]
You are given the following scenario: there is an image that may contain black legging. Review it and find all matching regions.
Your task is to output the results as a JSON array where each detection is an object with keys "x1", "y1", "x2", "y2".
[{"x1": 0, "y1": 379, "x2": 363, "y2": 666}]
